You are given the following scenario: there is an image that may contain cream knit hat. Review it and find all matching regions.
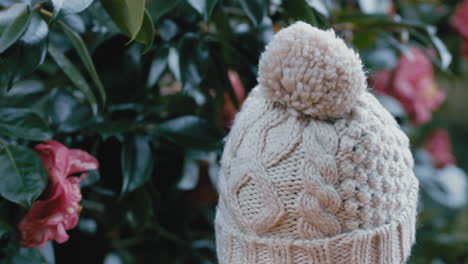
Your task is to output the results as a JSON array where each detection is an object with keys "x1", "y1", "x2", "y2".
[{"x1": 215, "y1": 22, "x2": 419, "y2": 264}]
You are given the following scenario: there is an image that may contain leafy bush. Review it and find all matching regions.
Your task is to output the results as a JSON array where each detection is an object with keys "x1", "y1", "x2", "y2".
[{"x1": 1, "y1": 0, "x2": 468, "y2": 263}]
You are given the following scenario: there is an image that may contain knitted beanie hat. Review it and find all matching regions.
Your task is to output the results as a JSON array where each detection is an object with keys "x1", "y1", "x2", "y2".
[{"x1": 215, "y1": 22, "x2": 419, "y2": 264}]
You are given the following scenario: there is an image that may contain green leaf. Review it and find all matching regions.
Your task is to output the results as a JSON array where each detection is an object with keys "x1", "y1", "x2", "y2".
[
  {"x1": 50, "y1": 88, "x2": 94, "y2": 133},
  {"x1": 0, "y1": 13, "x2": 47, "y2": 89},
  {"x1": 146, "y1": 46, "x2": 168, "y2": 88},
  {"x1": 159, "y1": 19, "x2": 179, "y2": 41},
  {"x1": 79, "y1": 169, "x2": 100, "y2": 187},
  {"x1": 409, "y1": 27, "x2": 452, "y2": 71},
  {"x1": 425, "y1": 26, "x2": 452, "y2": 70},
  {"x1": 126, "y1": 188, "x2": 153, "y2": 230},
  {"x1": 101, "y1": 0, "x2": 146, "y2": 41},
  {"x1": 134, "y1": 10, "x2": 155, "y2": 53},
  {"x1": 0, "y1": 108, "x2": 52, "y2": 141},
  {"x1": 178, "y1": 33, "x2": 209, "y2": 88},
  {"x1": 121, "y1": 135, "x2": 154, "y2": 195},
  {"x1": 238, "y1": 0, "x2": 265, "y2": 26},
  {"x1": 0, "y1": 144, "x2": 48, "y2": 207},
  {"x1": 0, "y1": 80, "x2": 50, "y2": 120},
  {"x1": 48, "y1": 44, "x2": 98, "y2": 114},
  {"x1": 187, "y1": 0, "x2": 218, "y2": 21},
  {"x1": 20, "y1": 12, "x2": 48, "y2": 45},
  {"x1": 52, "y1": 0, "x2": 95, "y2": 14},
  {"x1": 0, "y1": 3, "x2": 30, "y2": 54},
  {"x1": 0, "y1": 202, "x2": 10, "y2": 238},
  {"x1": 283, "y1": 0, "x2": 317, "y2": 26},
  {"x1": 358, "y1": 0, "x2": 391, "y2": 14},
  {"x1": 58, "y1": 21, "x2": 106, "y2": 104},
  {"x1": 147, "y1": 0, "x2": 181, "y2": 21},
  {"x1": 168, "y1": 47, "x2": 180, "y2": 80},
  {"x1": 154, "y1": 116, "x2": 221, "y2": 149},
  {"x1": 9, "y1": 248, "x2": 46, "y2": 264},
  {"x1": 90, "y1": 120, "x2": 133, "y2": 140}
]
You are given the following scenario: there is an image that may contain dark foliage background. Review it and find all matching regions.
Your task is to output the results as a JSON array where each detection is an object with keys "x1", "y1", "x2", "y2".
[{"x1": 1, "y1": 0, "x2": 468, "y2": 263}]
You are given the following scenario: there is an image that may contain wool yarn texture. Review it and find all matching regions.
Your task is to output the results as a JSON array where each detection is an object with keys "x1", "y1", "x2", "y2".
[{"x1": 214, "y1": 22, "x2": 419, "y2": 264}]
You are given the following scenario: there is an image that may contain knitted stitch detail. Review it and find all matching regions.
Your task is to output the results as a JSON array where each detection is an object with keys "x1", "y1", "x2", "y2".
[
  {"x1": 215, "y1": 21, "x2": 419, "y2": 264},
  {"x1": 216, "y1": 208, "x2": 416, "y2": 264},
  {"x1": 333, "y1": 93, "x2": 416, "y2": 232},
  {"x1": 257, "y1": 22, "x2": 366, "y2": 119},
  {"x1": 297, "y1": 121, "x2": 342, "y2": 238}
]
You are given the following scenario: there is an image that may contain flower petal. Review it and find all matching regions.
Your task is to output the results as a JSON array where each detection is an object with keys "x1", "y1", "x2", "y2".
[
  {"x1": 34, "y1": 140, "x2": 70, "y2": 183},
  {"x1": 67, "y1": 149, "x2": 99, "y2": 175}
]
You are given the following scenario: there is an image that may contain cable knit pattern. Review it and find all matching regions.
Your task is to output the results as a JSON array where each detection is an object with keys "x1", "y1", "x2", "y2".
[
  {"x1": 297, "y1": 121, "x2": 342, "y2": 239},
  {"x1": 215, "y1": 21, "x2": 419, "y2": 264}
]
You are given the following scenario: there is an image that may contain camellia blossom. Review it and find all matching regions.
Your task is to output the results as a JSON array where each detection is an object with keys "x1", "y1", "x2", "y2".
[
  {"x1": 222, "y1": 70, "x2": 246, "y2": 130},
  {"x1": 424, "y1": 129, "x2": 456, "y2": 168},
  {"x1": 18, "y1": 140, "x2": 99, "y2": 248},
  {"x1": 452, "y1": 0, "x2": 468, "y2": 57},
  {"x1": 370, "y1": 48, "x2": 445, "y2": 125}
]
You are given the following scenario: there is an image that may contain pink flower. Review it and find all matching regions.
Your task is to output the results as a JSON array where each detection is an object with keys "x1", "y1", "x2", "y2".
[
  {"x1": 452, "y1": 0, "x2": 468, "y2": 39},
  {"x1": 18, "y1": 140, "x2": 99, "y2": 248},
  {"x1": 452, "y1": 0, "x2": 468, "y2": 57},
  {"x1": 463, "y1": 39, "x2": 468, "y2": 57},
  {"x1": 424, "y1": 130, "x2": 456, "y2": 168},
  {"x1": 222, "y1": 70, "x2": 246, "y2": 130},
  {"x1": 370, "y1": 48, "x2": 445, "y2": 125}
]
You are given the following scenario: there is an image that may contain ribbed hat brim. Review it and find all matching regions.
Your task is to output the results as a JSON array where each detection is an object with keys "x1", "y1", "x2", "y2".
[{"x1": 215, "y1": 211, "x2": 416, "y2": 264}]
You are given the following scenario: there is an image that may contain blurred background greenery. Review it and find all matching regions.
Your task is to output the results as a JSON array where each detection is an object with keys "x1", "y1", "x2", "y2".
[{"x1": 1, "y1": 0, "x2": 468, "y2": 263}]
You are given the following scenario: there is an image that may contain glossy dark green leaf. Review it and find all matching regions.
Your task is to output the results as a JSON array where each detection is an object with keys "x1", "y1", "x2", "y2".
[
  {"x1": 62, "y1": 14, "x2": 86, "y2": 34},
  {"x1": 362, "y1": 48, "x2": 397, "y2": 70},
  {"x1": 121, "y1": 135, "x2": 154, "y2": 195},
  {"x1": 159, "y1": 19, "x2": 179, "y2": 41},
  {"x1": 0, "y1": 221, "x2": 9, "y2": 239},
  {"x1": 48, "y1": 44, "x2": 98, "y2": 114},
  {"x1": 358, "y1": 0, "x2": 392, "y2": 14},
  {"x1": 52, "y1": 0, "x2": 95, "y2": 14},
  {"x1": 0, "y1": 108, "x2": 52, "y2": 140},
  {"x1": 148, "y1": 0, "x2": 181, "y2": 21},
  {"x1": 307, "y1": 0, "x2": 329, "y2": 17},
  {"x1": 0, "y1": 13, "x2": 47, "y2": 89},
  {"x1": 126, "y1": 188, "x2": 153, "y2": 230},
  {"x1": 238, "y1": 0, "x2": 265, "y2": 26},
  {"x1": 80, "y1": 169, "x2": 100, "y2": 187},
  {"x1": 9, "y1": 248, "x2": 46, "y2": 264},
  {"x1": 408, "y1": 27, "x2": 452, "y2": 71},
  {"x1": 90, "y1": 120, "x2": 133, "y2": 140},
  {"x1": 50, "y1": 88, "x2": 94, "y2": 133},
  {"x1": 0, "y1": 3, "x2": 30, "y2": 53},
  {"x1": 425, "y1": 26, "x2": 452, "y2": 70},
  {"x1": 101, "y1": 0, "x2": 145, "y2": 41},
  {"x1": 0, "y1": 80, "x2": 50, "y2": 120},
  {"x1": 154, "y1": 116, "x2": 221, "y2": 149},
  {"x1": 0, "y1": 203, "x2": 11, "y2": 239},
  {"x1": 168, "y1": 47, "x2": 180, "y2": 80},
  {"x1": 283, "y1": 0, "x2": 317, "y2": 26},
  {"x1": 146, "y1": 46, "x2": 168, "y2": 88},
  {"x1": 0, "y1": 144, "x2": 48, "y2": 207},
  {"x1": 20, "y1": 13, "x2": 48, "y2": 45},
  {"x1": 59, "y1": 21, "x2": 106, "y2": 105},
  {"x1": 135, "y1": 10, "x2": 155, "y2": 53},
  {"x1": 178, "y1": 33, "x2": 209, "y2": 88},
  {"x1": 187, "y1": 0, "x2": 218, "y2": 21}
]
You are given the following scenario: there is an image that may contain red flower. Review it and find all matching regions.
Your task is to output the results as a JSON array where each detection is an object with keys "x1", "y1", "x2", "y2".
[
  {"x1": 452, "y1": 0, "x2": 468, "y2": 58},
  {"x1": 18, "y1": 140, "x2": 99, "y2": 248},
  {"x1": 370, "y1": 48, "x2": 445, "y2": 125},
  {"x1": 424, "y1": 130, "x2": 456, "y2": 168},
  {"x1": 222, "y1": 70, "x2": 246, "y2": 130},
  {"x1": 463, "y1": 39, "x2": 468, "y2": 57}
]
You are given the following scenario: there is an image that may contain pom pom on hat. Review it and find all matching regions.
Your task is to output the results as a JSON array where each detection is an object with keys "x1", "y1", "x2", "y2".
[{"x1": 257, "y1": 22, "x2": 366, "y2": 119}]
